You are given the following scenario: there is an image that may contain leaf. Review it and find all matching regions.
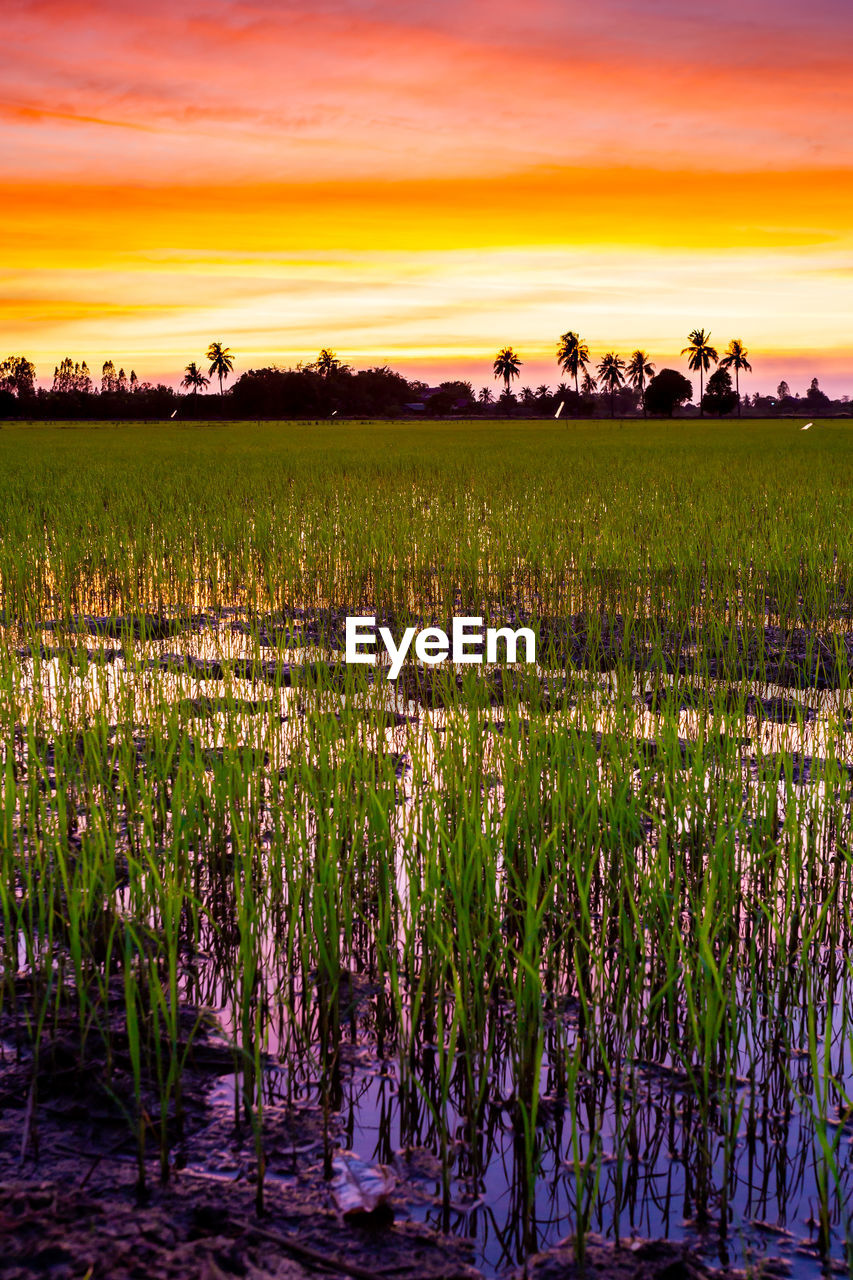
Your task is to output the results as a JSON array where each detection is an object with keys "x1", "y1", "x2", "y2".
[{"x1": 330, "y1": 1152, "x2": 396, "y2": 1217}]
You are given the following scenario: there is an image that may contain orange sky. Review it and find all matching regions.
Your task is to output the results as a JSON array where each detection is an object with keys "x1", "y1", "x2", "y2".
[{"x1": 2, "y1": 0, "x2": 852, "y2": 395}]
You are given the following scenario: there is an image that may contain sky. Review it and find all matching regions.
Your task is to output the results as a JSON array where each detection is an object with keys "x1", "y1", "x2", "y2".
[{"x1": 2, "y1": 0, "x2": 852, "y2": 396}]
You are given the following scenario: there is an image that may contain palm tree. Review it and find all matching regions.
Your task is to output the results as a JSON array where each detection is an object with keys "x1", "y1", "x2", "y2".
[
  {"x1": 493, "y1": 347, "x2": 522, "y2": 394},
  {"x1": 315, "y1": 348, "x2": 347, "y2": 378},
  {"x1": 478, "y1": 386, "x2": 494, "y2": 405},
  {"x1": 626, "y1": 350, "x2": 655, "y2": 417},
  {"x1": 597, "y1": 353, "x2": 626, "y2": 418},
  {"x1": 581, "y1": 370, "x2": 598, "y2": 398},
  {"x1": 681, "y1": 329, "x2": 718, "y2": 415},
  {"x1": 181, "y1": 361, "x2": 210, "y2": 396},
  {"x1": 206, "y1": 342, "x2": 234, "y2": 396},
  {"x1": 719, "y1": 339, "x2": 752, "y2": 417},
  {"x1": 556, "y1": 331, "x2": 591, "y2": 398}
]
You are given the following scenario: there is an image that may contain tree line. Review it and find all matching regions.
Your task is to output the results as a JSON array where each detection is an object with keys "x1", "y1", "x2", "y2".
[
  {"x1": 0, "y1": 333, "x2": 848, "y2": 420},
  {"x1": 493, "y1": 329, "x2": 752, "y2": 417}
]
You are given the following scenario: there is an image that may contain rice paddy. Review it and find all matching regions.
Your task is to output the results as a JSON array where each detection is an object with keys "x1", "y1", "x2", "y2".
[{"x1": 1, "y1": 417, "x2": 852, "y2": 1278}]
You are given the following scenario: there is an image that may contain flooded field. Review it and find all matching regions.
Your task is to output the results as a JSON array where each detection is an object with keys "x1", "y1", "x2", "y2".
[{"x1": 1, "y1": 419, "x2": 852, "y2": 1280}]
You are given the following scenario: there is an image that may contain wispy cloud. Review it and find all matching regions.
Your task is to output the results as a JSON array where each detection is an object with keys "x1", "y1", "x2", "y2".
[{"x1": 1, "y1": 0, "x2": 851, "y2": 389}]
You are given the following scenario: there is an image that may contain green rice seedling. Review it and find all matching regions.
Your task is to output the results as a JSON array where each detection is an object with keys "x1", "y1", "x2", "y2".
[
  {"x1": 121, "y1": 922, "x2": 147, "y2": 1194},
  {"x1": 1, "y1": 418, "x2": 852, "y2": 1273}
]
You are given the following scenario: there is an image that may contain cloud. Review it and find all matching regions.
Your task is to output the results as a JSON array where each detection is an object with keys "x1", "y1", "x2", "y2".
[
  {"x1": 2, "y1": 0, "x2": 853, "y2": 185},
  {"x1": 2, "y1": 0, "x2": 850, "y2": 387}
]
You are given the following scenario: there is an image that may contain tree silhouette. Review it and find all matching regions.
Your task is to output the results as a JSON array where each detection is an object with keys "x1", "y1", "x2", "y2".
[
  {"x1": 101, "y1": 360, "x2": 117, "y2": 394},
  {"x1": 597, "y1": 352, "x2": 626, "y2": 418},
  {"x1": 702, "y1": 367, "x2": 738, "y2": 417},
  {"x1": 206, "y1": 342, "x2": 234, "y2": 395},
  {"x1": 644, "y1": 369, "x2": 693, "y2": 417},
  {"x1": 581, "y1": 369, "x2": 598, "y2": 398},
  {"x1": 478, "y1": 386, "x2": 494, "y2": 405},
  {"x1": 493, "y1": 347, "x2": 522, "y2": 394},
  {"x1": 182, "y1": 361, "x2": 210, "y2": 396},
  {"x1": 626, "y1": 350, "x2": 655, "y2": 417},
  {"x1": 313, "y1": 348, "x2": 350, "y2": 378},
  {"x1": 719, "y1": 339, "x2": 752, "y2": 417},
  {"x1": 777, "y1": 380, "x2": 790, "y2": 401},
  {"x1": 0, "y1": 356, "x2": 36, "y2": 397},
  {"x1": 556, "y1": 332, "x2": 591, "y2": 398},
  {"x1": 681, "y1": 329, "x2": 718, "y2": 416},
  {"x1": 806, "y1": 377, "x2": 830, "y2": 408}
]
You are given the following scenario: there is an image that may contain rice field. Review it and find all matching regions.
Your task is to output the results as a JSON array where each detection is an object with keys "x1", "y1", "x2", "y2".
[{"x1": 1, "y1": 418, "x2": 852, "y2": 1278}]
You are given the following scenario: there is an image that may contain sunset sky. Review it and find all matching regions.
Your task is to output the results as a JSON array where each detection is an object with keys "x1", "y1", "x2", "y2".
[{"x1": 2, "y1": 0, "x2": 852, "y2": 396}]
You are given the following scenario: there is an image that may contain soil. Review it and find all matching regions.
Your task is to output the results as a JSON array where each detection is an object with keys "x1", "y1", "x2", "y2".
[{"x1": 0, "y1": 1027, "x2": 752, "y2": 1280}]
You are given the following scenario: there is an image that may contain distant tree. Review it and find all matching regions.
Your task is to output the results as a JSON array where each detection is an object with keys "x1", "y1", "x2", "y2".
[
  {"x1": 702, "y1": 367, "x2": 738, "y2": 416},
  {"x1": 53, "y1": 357, "x2": 76, "y2": 394},
  {"x1": 425, "y1": 389, "x2": 461, "y2": 416},
  {"x1": 719, "y1": 339, "x2": 752, "y2": 416},
  {"x1": 350, "y1": 366, "x2": 412, "y2": 415},
  {"x1": 681, "y1": 329, "x2": 718, "y2": 415},
  {"x1": 182, "y1": 361, "x2": 210, "y2": 395},
  {"x1": 806, "y1": 376, "x2": 830, "y2": 408},
  {"x1": 597, "y1": 352, "x2": 626, "y2": 418},
  {"x1": 438, "y1": 380, "x2": 475, "y2": 409},
  {"x1": 101, "y1": 360, "x2": 117, "y2": 394},
  {"x1": 498, "y1": 386, "x2": 518, "y2": 415},
  {"x1": 776, "y1": 380, "x2": 790, "y2": 401},
  {"x1": 0, "y1": 356, "x2": 36, "y2": 397},
  {"x1": 231, "y1": 367, "x2": 329, "y2": 418},
  {"x1": 310, "y1": 348, "x2": 351, "y2": 378},
  {"x1": 520, "y1": 386, "x2": 536, "y2": 409},
  {"x1": 556, "y1": 331, "x2": 592, "y2": 399},
  {"x1": 581, "y1": 369, "x2": 598, "y2": 398},
  {"x1": 129, "y1": 370, "x2": 138, "y2": 392},
  {"x1": 206, "y1": 342, "x2": 234, "y2": 395},
  {"x1": 626, "y1": 350, "x2": 655, "y2": 416},
  {"x1": 644, "y1": 368, "x2": 693, "y2": 417},
  {"x1": 478, "y1": 386, "x2": 494, "y2": 405},
  {"x1": 536, "y1": 384, "x2": 551, "y2": 401},
  {"x1": 493, "y1": 347, "x2": 522, "y2": 394},
  {"x1": 117, "y1": 367, "x2": 128, "y2": 393},
  {"x1": 78, "y1": 361, "x2": 92, "y2": 395}
]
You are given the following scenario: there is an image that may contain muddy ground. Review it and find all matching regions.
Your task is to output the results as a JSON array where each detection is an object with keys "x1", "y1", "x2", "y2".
[{"x1": 0, "y1": 1036, "x2": 755, "y2": 1280}]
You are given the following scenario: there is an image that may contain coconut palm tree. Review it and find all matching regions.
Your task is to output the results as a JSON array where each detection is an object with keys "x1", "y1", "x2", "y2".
[
  {"x1": 719, "y1": 339, "x2": 752, "y2": 416},
  {"x1": 597, "y1": 353, "x2": 626, "y2": 418},
  {"x1": 581, "y1": 369, "x2": 598, "y2": 398},
  {"x1": 626, "y1": 350, "x2": 655, "y2": 416},
  {"x1": 206, "y1": 342, "x2": 234, "y2": 396},
  {"x1": 556, "y1": 331, "x2": 591, "y2": 398},
  {"x1": 181, "y1": 361, "x2": 210, "y2": 396},
  {"x1": 681, "y1": 329, "x2": 718, "y2": 416},
  {"x1": 314, "y1": 348, "x2": 348, "y2": 378},
  {"x1": 493, "y1": 347, "x2": 522, "y2": 394}
]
